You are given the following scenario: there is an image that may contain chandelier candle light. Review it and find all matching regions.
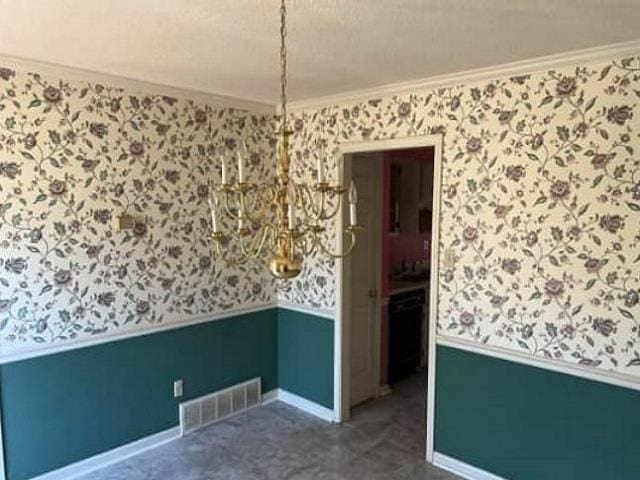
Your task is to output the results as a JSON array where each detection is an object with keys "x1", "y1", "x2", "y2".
[{"x1": 206, "y1": 0, "x2": 360, "y2": 279}]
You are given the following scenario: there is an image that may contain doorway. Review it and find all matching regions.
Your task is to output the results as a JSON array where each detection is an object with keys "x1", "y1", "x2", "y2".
[{"x1": 335, "y1": 135, "x2": 443, "y2": 463}]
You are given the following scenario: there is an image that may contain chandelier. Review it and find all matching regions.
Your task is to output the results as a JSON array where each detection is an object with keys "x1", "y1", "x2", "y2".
[{"x1": 207, "y1": 0, "x2": 360, "y2": 279}]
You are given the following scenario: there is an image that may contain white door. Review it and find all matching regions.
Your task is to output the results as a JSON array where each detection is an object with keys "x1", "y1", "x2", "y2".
[{"x1": 349, "y1": 154, "x2": 382, "y2": 407}]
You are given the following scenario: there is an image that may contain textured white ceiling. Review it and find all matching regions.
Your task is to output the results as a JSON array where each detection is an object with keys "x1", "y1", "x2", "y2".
[{"x1": 1, "y1": 0, "x2": 639, "y2": 104}]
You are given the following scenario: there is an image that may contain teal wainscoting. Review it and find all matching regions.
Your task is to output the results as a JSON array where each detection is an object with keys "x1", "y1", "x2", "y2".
[
  {"x1": 435, "y1": 345, "x2": 640, "y2": 480},
  {"x1": 0, "y1": 308, "x2": 278, "y2": 480},
  {"x1": 277, "y1": 309, "x2": 334, "y2": 409}
]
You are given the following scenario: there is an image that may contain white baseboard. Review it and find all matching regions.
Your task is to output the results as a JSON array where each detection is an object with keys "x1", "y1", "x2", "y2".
[
  {"x1": 261, "y1": 389, "x2": 280, "y2": 405},
  {"x1": 433, "y1": 452, "x2": 507, "y2": 480},
  {"x1": 262, "y1": 388, "x2": 335, "y2": 422},
  {"x1": 29, "y1": 427, "x2": 180, "y2": 480}
]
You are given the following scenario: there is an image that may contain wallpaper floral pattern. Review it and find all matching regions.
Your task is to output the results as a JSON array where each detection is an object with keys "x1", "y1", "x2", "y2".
[
  {"x1": 281, "y1": 54, "x2": 640, "y2": 376},
  {"x1": 2, "y1": 53, "x2": 640, "y2": 377},
  {"x1": 0, "y1": 67, "x2": 276, "y2": 357}
]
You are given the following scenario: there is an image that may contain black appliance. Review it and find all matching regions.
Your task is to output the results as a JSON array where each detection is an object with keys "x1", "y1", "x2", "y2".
[{"x1": 388, "y1": 288, "x2": 425, "y2": 384}]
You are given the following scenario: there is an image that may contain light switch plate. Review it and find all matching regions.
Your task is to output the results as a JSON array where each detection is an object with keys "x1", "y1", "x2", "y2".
[
  {"x1": 115, "y1": 213, "x2": 136, "y2": 232},
  {"x1": 174, "y1": 379, "x2": 184, "y2": 398}
]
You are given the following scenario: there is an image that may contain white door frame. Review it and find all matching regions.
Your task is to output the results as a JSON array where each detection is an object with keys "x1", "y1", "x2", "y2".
[{"x1": 335, "y1": 134, "x2": 444, "y2": 464}]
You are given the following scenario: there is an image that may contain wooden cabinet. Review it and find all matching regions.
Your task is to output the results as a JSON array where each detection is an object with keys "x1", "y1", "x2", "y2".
[
  {"x1": 389, "y1": 161, "x2": 433, "y2": 234},
  {"x1": 388, "y1": 288, "x2": 425, "y2": 383},
  {"x1": 399, "y1": 162, "x2": 419, "y2": 234}
]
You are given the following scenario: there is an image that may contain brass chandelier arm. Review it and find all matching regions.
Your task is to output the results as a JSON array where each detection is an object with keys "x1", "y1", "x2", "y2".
[
  {"x1": 292, "y1": 226, "x2": 318, "y2": 256},
  {"x1": 212, "y1": 222, "x2": 277, "y2": 267},
  {"x1": 296, "y1": 184, "x2": 340, "y2": 223},
  {"x1": 219, "y1": 190, "x2": 242, "y2": 220},
  {"x1": 240, "y1": 186, "x2": 278, "y2": 225},
  {"x1": 237, "y1": 222, "x2": 277, "y2": 260},
  {"x1": 317, "y1": 227, "x2": 360, "y2": 259},
  {"x1": 217, "y1": 184, "x2": 277, "y2": 225},
  {"x1": 211, "y1": 237, "x2": 247, "y2": 267},
  {"x1": 290, "y1": 222, "x2": 359, "y2": 260},
  {"x1": 308, "y1": 186, "x2": 328, "y2": 220},
  {"x1": 317, "y1": 191, "x2": 343, "y2": 221}
]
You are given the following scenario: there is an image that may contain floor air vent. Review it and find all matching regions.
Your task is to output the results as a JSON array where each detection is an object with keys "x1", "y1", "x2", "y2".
[{"x1": 179, "y1": 377, "x2": 261, "y2": 436}]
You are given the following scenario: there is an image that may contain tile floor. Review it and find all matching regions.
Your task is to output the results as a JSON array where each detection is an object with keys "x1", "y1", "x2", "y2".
[{"x1": 82, "y1": 372, "x2": 459, "y2": 479}]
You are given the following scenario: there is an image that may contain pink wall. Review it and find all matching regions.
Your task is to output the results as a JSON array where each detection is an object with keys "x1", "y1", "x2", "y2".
[{"x1": 388, "y1": 233, "x2": 430, "y2": 270}]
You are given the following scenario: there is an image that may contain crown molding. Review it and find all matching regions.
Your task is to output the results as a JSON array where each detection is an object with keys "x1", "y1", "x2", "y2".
[
  {"x1": 0, "y1": 53, "x2": 275, "y2": 114},
  {"x1": 284, "y1": 39, "x2": 640, "y2": 113},
  {"x1": 6, "y1": 39, "x2": 639, "y2": 118}
]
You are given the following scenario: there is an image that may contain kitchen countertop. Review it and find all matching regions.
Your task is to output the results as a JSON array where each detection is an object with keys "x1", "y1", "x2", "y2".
[{"x1": 388, "y1": 278, "x2": 429, "y2": 295}]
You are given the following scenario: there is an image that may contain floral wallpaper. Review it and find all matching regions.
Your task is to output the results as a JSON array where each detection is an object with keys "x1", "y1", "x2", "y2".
[
  {"x1": 281, "y1": 54, "x2": 640, "y2": 377},
  {"x1": 2, "y1": 53, "x2": 640, "y2": 377},
  {"x1": 0, "y1": 66, "x2": 277, "y2": 358}
]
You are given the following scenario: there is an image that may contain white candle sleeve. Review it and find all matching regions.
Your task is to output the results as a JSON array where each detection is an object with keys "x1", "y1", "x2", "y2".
[
  {"x1": 220, "y1": 156, "x2": 227, "y2": 184},
  {"x1": 208, "y1": 197, "x2": 219, "y2": 232},
  {"x1": 350, "y1": 203, "x2": 357, "y2": 226},
  {"x1": 348, "y1": 181, "x2": 358, "y2": 202},
  {"x1": 348, "y1": 181, "x2": 358, "y2": 225},
  {"x1": 237, "y1": 151, "x2": 245, "y2": 183},
  {"x1": 317, "y1": 157, "x2": 324, "y2": 183}
]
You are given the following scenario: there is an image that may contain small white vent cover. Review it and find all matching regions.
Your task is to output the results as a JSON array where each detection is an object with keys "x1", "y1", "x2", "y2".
[
  {"x1": 179, "y1": 377, "x2": 262, "y2": 436},
  {"x1": 181, "y1": 402, "x2": 201, "y2": 433}
]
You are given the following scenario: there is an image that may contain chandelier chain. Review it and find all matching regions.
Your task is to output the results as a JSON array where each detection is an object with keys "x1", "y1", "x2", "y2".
[{"x1": 280, "y1": 0, "x2": 287, "y2": 131}]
